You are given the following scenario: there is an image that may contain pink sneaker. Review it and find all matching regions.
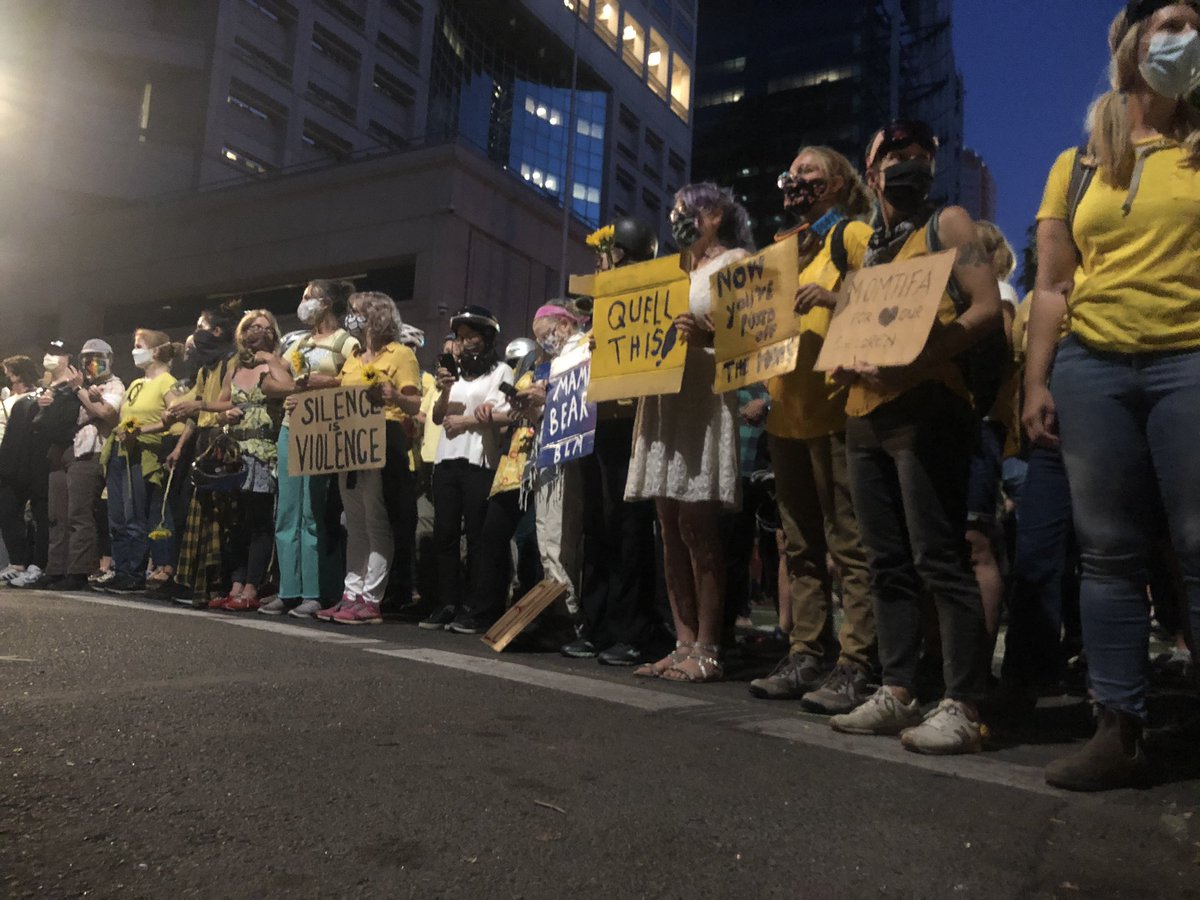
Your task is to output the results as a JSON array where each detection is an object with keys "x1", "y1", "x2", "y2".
[
  {"x1": 315, "y1": 594, "x2": 351, "y2": 622},
  {"x1": 332, "y1": 596, "x2": 383, "y2": 625}
]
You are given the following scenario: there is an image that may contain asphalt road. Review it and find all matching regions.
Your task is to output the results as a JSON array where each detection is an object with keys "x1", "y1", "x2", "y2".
[{"x1": 1, "y1": 591, "x2": 1197, "y2": 899}]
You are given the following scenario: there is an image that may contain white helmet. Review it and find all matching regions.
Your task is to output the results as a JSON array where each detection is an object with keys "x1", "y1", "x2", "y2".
[
  {"x1": 399, "y1": 324, "x2": 425, "y2": 349},
  {"x1": 504, "y1": 337, "x2": 537, "y2": 365}
]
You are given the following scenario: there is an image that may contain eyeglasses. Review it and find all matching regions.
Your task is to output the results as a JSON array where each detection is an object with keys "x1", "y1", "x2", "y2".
[{"x1": 245, "y1": 324, "x2": 275, "y2": 335}]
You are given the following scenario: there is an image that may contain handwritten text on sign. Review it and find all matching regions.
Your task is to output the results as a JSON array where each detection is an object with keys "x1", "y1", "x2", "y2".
[
  {"x1": 587, "y1": 255, "x2": 690, "y2": 403},
  {"x1": 288, "y1": 386, "x2": 386, "y2": 476},
  {"x1": 711, "y1": 235, "x2": 801, "y2": 392},
  {"x1": 537, "y1": 359, "x2": 597, "y2": 470},
  {"x1": 815, "y1": 250, "x2": 957, "y2": 371}
]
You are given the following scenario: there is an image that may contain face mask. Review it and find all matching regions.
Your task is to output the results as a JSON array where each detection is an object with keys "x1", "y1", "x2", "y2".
[
  {"x1": 458, "y1": 348, "x2": 496, "y2": 378},
  {"x1": 83, "y1": 356, "x2": 109, "y2": 380},
  {"x1": 671, "y1": 214, "x2": 701, "y2": 248},
  {"x1": 297, "y1": 298, "x2": 325, "y2": 325},
  {"x1": 344, "y1": 312, "x2": 367, "y2": 335},
  {"x1": 1140, "y1": 29, "x2": 1200, "y2": 98},
  {"x1": 783, "y1": 177, "x2": 828, "y2": 218},
  {"x1": 881, "y1": 159, "x2": 935, "y2": 212},
  {"x1": 538, "y1": 330, "x2": 566, "y2": 357},
  {"x1": 132, "y1": 347, "x2": 155, "y2": 368},
  {"x1": 42, "y1": 354, "x2": 63, "y2": 372}
]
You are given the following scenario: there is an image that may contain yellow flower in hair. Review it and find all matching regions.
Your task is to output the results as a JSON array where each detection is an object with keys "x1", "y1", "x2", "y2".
[{"x1": 586, "y1": 224, "x2": 616, "y2": 253}]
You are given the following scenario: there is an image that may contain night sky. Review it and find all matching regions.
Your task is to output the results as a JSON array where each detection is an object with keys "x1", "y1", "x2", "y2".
[{"x1": 953, "y1": 0, "x2": 1118, "y2": 278}]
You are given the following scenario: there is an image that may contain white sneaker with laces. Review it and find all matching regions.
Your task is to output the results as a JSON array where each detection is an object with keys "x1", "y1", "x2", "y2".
[
  {"x1": 288, "y1": 598, "x2": 323, "y2": 618},
  {"x1": 257, "y1": 596, "x2": 286, "y2": 616},
  {"x1": 899, "y1": 699, "x2": 983, "y2": 755},
  {"x1": 0, "y1": 565, "x2": 25, "y2": 584},
  {"x1": 9, "y1": 565, "x2": 43, "y2": 588},
  {"x1": 829, "y1": 686, "x2": 923, "y2": 735}
]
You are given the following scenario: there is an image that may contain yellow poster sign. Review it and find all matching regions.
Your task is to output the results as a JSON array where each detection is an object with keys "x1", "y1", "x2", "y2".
[
  {"x1": 710, "y1": 234, "x2": 802, "y2": 393},
  {"x1": 815, "y1": 249, "x2": 957, "y2": 371},
  {"x1": 586, "y1": 255, "x2": 690, "y2": 403}
]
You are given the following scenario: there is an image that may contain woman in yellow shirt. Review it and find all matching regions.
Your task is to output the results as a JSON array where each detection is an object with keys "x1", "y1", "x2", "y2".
[
  {"x1": 319, "y1": 292, "x2": 421, "y2": 625},
  {"x1": 102, "y1": 330, "x2": 183, "y2": 594},
  {"x1": 1024, "y1": 0, "x2": 1200, "y2": 792}
]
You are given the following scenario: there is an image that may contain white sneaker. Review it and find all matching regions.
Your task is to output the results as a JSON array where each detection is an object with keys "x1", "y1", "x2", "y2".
[
  {"x1": 0, "y1": 565, "x2": 25, "y2": 584},
  {"x1": 829, "y1": 686, "x2": 923, "y2": 735},
  {"x1": 257, "y1": 596, "x2": 286, "y2": 616},
  {"x1": 899, "y1": 699, "x2": 983, "y2": 755},
  {"x1": 288, "y1": 599, "x2": 323, "y2": 619},
  {"x1": 9, "y1": 565, "x2": 43, "y2": 588}
]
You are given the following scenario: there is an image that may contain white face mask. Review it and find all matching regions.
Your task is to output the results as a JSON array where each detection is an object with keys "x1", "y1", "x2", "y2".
[
  {"x1": 297, "y1": 298, "x2": 325, "y2": 325},
  {"x1": 1140, "y1": 29, "x2": 1200, "y2": 98},
  {"x1": 537, "y1": 329, "x2": 567, "y2": 357},
  {"x1": 42, "y1": 354, "x2": 63, "y2": 372},
  {"x1": 344, "y1": 312, "x2": 367, "y2": 334},
  {"x1": 132, "y1": 347, "x2": 155, "y2": 368}
]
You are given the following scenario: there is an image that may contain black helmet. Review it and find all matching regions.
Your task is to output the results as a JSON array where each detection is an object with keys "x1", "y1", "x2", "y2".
[
  {"x1": 612, "y1": 216, "x2": 658, "y2": 263},
  {"x1": 450, "y1": 305, "x2": 500, "y2": 342}
]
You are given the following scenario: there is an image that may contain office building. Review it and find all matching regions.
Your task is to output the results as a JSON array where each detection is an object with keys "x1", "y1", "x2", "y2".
[{"x1": 958, "y1": 147, "x2": 996, "y2": 222}]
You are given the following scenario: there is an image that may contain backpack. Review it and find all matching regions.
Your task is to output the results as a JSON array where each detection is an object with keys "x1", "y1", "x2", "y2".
[
  {"x1": 829, "y1": 210, "x2": 1012, "y2": 417},
  {"x1": 1065, "y1": 144, "x2": 1097, "y2": 260}
]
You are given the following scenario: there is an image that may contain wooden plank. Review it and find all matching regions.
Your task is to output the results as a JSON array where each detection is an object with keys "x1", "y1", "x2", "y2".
[{"x1": 481, "y1": 579, "x2": 570, "y2": 653}]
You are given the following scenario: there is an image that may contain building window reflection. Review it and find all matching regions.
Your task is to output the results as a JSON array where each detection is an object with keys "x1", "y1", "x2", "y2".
[
  {"x1": 647, "y1": 27, "x2": 669, "y2": 98},
  {"x1": 670, "y1": 52, "x2": 691, "y2": 121},
  {"x1": 621, "y1": 12, "x2": 645, "y2": 75},
  {"x1": 594, "y1": 1, "x2": 619, "y2": 49}
]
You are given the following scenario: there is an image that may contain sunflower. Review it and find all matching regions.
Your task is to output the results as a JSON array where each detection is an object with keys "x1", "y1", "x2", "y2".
[
  {"x1": 289, "y1": 347, "x2": 307, "y2": 377},
  {"x1": 148, "y1": 468, "x2": 176, "y2": 541},
  {"x1": 585, "y1": 224, "x2": 615, "y2": 253},
  {"x1": 361, "y1": 364, "x2": 381, "y2": 387}
]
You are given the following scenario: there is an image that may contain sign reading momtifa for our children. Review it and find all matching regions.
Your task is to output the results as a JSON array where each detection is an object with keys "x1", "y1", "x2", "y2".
[
  {"x1": 537, "y1": 358, "x2": 597, "y2": 470},
  {"x1": 587, "y1": 254, "x2": 690, "y2": 403},
  {"x1": 815, "y1": 249, "x2": 957, "y2": 372},
  {"x1": 287, "y1": 386, "x2": 386, "y2": 477},
  {"x1": 711, "y1": 234, "x2": 802, "y2": 393}
]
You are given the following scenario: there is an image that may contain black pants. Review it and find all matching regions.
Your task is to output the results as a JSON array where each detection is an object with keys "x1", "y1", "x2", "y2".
[
  {"x1": 466, "y1": 488, "x2": 525, "y2": 621},
  {"x1": 432, "y1": 459, "x2": 495, "y2": 614},
  {"x1": 0, "y1": 478, "x2": 48, "y2": 569},
  {"x1": 382, "y1": 421, "x2": 417, "y2": 605},
  {"x1": 230, "y1": 492, "x2": 275, "y2": 587},
  {"x1": 578, "y1": 417, "x2": 659, "y2": 648},
  {"x1": 846, "y1": 383, "x2": 989, "y2": 702}
]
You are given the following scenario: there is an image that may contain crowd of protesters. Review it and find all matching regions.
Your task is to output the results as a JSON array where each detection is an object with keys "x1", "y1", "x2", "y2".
[{"x1": 1, "y1": 0, "x2": 1197, "y2": 792}]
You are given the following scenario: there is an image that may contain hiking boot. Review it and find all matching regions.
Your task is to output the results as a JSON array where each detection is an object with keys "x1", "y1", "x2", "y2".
[
  {"x1": 802, "y1": 662, "x2": 872, "y2": 715},
  {"x1": 899, "y1": 699, "x2": 984, "y2": 755},
  {"x1": 830, "y1": 686, "x2": 923, "y2": 735},
  {"x1": 748, "y1": 653, "x2": 825, "y2": 700},
  {"x1": 333, "y1": 597, "x2": 383, "y2": 625},
  {"x1": 1044, "y1": 705, "x2": 1148, "y2": 791}
]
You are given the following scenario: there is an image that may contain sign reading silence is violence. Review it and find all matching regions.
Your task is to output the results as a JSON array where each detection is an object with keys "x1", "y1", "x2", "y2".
[
  {"x1": 288, "y1": 386, "x2": 386, "y2": 477},
  {"x1": 710, "y1": 233, "x2": 801, "y2": 393},
  {"x1": 815, "y1": 250, "x2": 957, "y2": 372},
  {"x1": 587, "y1": 254, "x2": 690, "y2": 403}
]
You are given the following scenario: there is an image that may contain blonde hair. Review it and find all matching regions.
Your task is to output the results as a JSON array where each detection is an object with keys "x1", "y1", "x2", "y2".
[
  {"x1": 1087, "y1": 3, "x2": 1200, "y2": 187},
  {"x1": 976, "y1": 221, "x2": 1016, "y2": 280},
  {"x1": 134, "y1": 328, "x2": 184, "y2": 367},
  {"x1": 235, "y1": 309, "x2": 281, "y2": 353},
  {"x1": 349, "y1": 291, "x2": 402, "y2": 344},
  {"x1": 796, "y1": 145, "x2": 874, "y2": 219}
]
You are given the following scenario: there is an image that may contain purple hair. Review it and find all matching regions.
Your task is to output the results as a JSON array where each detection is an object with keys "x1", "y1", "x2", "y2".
[{"x1": 674, "y1": 182, "x2": 755, "y2": 251}]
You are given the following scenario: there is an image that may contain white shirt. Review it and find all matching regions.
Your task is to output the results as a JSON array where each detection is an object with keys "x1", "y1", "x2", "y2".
[
  {"x1": 0, "y1": 391, "x2": 34, "y2": 446},
  {"x1": 435, "y1": 362, "x2": 514, "y2": 468},
  {"x1": 998, "y1": 280, "x2": 1019, "y2": 308},
  {"x1": 74, "y1": 376, "x2": 126, "y2": 457}
]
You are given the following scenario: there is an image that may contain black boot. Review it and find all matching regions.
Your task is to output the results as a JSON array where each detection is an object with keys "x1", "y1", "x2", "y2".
[{"x1": 1045, "y1": 705, "x2": 1148, "y2": 791}]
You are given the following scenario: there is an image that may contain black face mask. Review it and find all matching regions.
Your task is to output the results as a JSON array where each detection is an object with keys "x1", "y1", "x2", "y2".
[
  {"x1": 191, "y1": 328, "x2": 231, "y2": 367},
  {"x1": 881, "y1": 159, "x2": 934, "y2": 212},
  {"x1": 783, "y1": 178, "x2": 828, "y2": 220},
  {"x1": 458, "y1": 348, "x2": 497, "y2": 379},
  {"x1": 670, "y1": 215, "x2": 700, "y2": 248}
]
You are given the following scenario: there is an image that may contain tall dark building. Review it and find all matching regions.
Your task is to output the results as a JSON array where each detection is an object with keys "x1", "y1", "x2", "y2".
[{"x1": 691, "y1": 0, "x2": 964, "y2": 246}]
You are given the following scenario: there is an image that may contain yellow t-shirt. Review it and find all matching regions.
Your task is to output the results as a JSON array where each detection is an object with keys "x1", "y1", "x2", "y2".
[
  {"x1": 1037, "y1": 142, "x2": 1200, "y2": 352},
  {"x1": 339, "y1": 342, "x2": 420, "y2": 424},
  {"x1": 766, "y1": 220, "x2": 871, "y2": 441},
  {"x1": 120, "y1": 372, "x2": 177, "y2": 431},
  {"x1": 844, "y1": 221, "x2": 970, "y2": 419}
]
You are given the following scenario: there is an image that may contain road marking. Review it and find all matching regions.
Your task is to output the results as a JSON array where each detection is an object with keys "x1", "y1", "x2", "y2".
[
  {"x1": 0, "y1": 655, "x2": 35, "y2": 663},
  {"x1": 366, "y1": 647, "x2": 710, "y2": 712},
  {"x1": 211, "y1": 617, "x2": 384, "y2": 645}
]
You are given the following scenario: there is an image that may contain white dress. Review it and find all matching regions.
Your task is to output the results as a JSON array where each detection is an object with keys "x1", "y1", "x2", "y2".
[{"x1": 624, "y1": 247, "x2": 747, "y2": 510}]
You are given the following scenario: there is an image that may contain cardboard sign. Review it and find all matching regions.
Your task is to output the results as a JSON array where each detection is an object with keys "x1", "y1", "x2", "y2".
[
  {"x1": 710, "y1": 235, "x2": 802, "y2": 393},
  {"x1": 815, "y1": 250, "x2": 957, "y2": 371},
  {"x1": 587, "y1": 255, "x2": 690, "y2": 403},
  {"x1": 287, "y1": 386, "x2": 386, "y2": 476},
  {"x1": 537, "y1": 358, "x2": 597, "y2": 470}
]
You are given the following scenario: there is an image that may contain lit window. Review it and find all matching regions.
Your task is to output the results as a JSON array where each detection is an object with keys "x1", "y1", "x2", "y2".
[
  {"x1": 563, "y1": 0, "x2": 590, "y2": 19},
  {"x1": 221, "y1": 144, "x2": 272, "y2": 175},
  {"x1": 545, "y1": 175, "x2": 559, "y2": 192},
  {"x1": 767, "y1": 66, "x2": 857, "y2": 94},
  {"x1": 715, "y1": 56, "x2": 745, "y2": 74},
  {"x1": 573, "y1": 182, "x2": 587, "y2": 200},
  {"x1": 670, "y1": 52, "x2": 691, "y2": 120},
  {"x1": 621, "y1": 13, "x2": 645, "y2": 75},
  {"x1": 646, "y1": 28, "x2": 668, "y2": 98},
  {"x1": 594, "y1": 0, "x2": 619, "y2": 48},
  {"x1": 586, "y1": 187, "x2": 600, "y2": 204},
  {"x1": 697, "y1": 88, "x2": 743, "y2": 108},
  {"x1": 525, "y1": 96, "x2": 537, "y2": 115},
  {"x1": 521, "y1": 163, "x2": 532, "y2": 179}
]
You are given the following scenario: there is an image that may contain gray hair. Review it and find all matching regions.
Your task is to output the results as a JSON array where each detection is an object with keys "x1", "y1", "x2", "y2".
[{"x1": 675, "y1": 182, "x2": 755, "y2": 251}]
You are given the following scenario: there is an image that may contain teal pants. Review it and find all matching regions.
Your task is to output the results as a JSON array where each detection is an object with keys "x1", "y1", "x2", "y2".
[{"x1": 275, "y1": 428, "x2": 343, "y2": 601}]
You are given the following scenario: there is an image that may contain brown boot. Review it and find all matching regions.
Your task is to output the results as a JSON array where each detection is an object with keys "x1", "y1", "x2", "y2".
[{"x1": 1045, "y1": 705, "x2": 1148, "y2": 791}]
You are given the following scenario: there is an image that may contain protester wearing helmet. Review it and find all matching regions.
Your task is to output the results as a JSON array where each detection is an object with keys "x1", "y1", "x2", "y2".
[{"x1": 420, "y1": 306, "x2": 514, "y2": 629}]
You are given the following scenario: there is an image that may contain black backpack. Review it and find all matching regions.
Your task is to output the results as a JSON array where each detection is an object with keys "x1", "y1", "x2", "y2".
[
  {"x1": 31, "y1": 385, "x2": 83, "y2": 447},
  {"x1": 829, "y1": 210, "x2": 1013, "y2": 417}
]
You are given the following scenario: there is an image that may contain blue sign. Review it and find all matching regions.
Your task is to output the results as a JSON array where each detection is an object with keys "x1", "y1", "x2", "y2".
[{"x1": 537, "y1": 359, "x2": 597, "y2": 470}]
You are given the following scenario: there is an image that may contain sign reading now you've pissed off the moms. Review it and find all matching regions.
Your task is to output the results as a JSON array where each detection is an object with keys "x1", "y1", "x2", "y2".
[
  {"x1": 287, "y1": 386, "x2": 386, "y2": 477},
  {"x1": 587, "y1": 255, "x2": 690, "y2": 403},
  {"x1": 710, "y1": 234, "x2": 801, "y2": 393},
  {"x1": 815, "y1": 249, "x2": 957, "y2": 372}
]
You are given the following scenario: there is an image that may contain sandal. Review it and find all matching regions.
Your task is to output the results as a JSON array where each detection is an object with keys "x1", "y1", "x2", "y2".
[
  {"x1": 633, "y1": 640, "x2": 694, "y2": 679},
  {"x1": 661, "y1": 642, "x2": 724, "y2": 684}
]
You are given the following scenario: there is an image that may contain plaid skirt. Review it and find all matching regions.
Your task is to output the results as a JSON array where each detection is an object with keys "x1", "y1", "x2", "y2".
[{"x1": 175, "y1": 491, "x2": 238, "y2": 593}]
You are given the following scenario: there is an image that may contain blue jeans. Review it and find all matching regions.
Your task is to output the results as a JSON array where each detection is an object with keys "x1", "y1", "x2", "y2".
[
  {"x1": 1000, "y1": 445, "x2": 1078, "y2": 687},
  {"x1": 107, "y1": 456, "x2": 154, "y2": 579},
  {"x1": 1052, "y1": 335, "x2": 1200, "y2": 718}
]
